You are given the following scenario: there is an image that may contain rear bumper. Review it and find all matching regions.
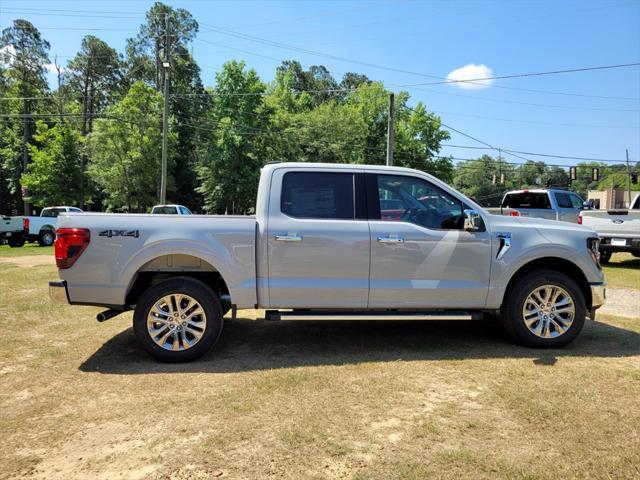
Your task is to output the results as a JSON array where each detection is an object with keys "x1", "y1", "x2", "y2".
[
  {"x1": 49, "y1": 281, "x2": 70, "y2": 305},
  {"x1": 599, "y1": 236, "x2": 640, "y2": 252},
  {"x1": 590, "y1": 283, "x2": 606, "y2": 310}
]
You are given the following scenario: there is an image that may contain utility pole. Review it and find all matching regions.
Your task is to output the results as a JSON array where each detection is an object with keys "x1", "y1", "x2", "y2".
[
  {"x1": 611, "y1": 170, "x2": 615, "y2": 209},
  {"x1": 626, "y1": 149, "x2": 632, "y2": 208},
  {"x1": 386, "y1": 93, "x2": 394, "y2": 166},
  {"x1": 160, "y1": 13, "x2": 170, "y2": 204},
  {"x1": 55, "y1": 56, "x2": 64, "y2": 122}
]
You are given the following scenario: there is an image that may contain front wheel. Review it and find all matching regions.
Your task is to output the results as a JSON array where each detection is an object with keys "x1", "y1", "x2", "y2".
[
  {"x1": 133, "y1": 277, "x2": 224, "y2": 362},
  {"x1": 501, "y1": 270, "x2": 586, "y2": 348}
]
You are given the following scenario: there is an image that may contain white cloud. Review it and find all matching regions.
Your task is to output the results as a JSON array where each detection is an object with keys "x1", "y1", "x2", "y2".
[{"x1": 445, "y1": 64, "x2": 494, "y2": 90}]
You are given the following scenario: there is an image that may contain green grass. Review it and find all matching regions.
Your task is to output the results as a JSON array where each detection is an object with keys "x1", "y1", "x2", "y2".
[
  {"x1": 0, "y1": 243, "x2": 53, "y2": 257},
  {"x1": 602, "y1": 252, "x2": 640, "y2": 289}
]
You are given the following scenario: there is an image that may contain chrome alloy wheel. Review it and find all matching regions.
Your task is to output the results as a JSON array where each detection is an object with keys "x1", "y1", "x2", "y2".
[
  {"x1": 522, "y1": 285, "x2": 575, "y2": 338},
  {"x1": 147, "y1": 294, "x2": 207, "y2": 351}
]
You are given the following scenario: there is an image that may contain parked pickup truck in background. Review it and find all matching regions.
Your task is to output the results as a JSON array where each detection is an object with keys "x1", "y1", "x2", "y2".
[
  {"x1": 49, "y1": 163, "x2": 605, "y2": 362},
  {"x1": 0, "y1": 215, "x2": 28, "y2": 247},
  {"x1": 24, "y1": 206, "x2": 83, "y2": 246},
  {"x1": 486, "y1": 189, "x2": 585, "y2": 223},
  {"x1": 579, "y1": 194, "x2": 640, "y2": 263}
]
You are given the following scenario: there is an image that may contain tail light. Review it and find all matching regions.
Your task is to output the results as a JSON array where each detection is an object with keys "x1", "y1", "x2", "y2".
[
  {"x1": 577, "y1": 216, "x2": 583, "y2": 224},
  {"x1": 509, "y1": 210, "x2": 521, "y2": 217},
  {"x1": 55, "y1": 228, "x2": 90, "y2": 269},
  {"x1": 22, "y1": 217, "x2": 29, "y2": 231}
]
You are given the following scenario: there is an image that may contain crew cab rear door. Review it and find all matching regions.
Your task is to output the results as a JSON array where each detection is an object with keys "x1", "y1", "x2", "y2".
[
  {"x1": 367, "y1": 173, "x2": 492, "y2": 309},
  {"x1": 266, "y1": 168, "x2": 370, "y2": 309}
]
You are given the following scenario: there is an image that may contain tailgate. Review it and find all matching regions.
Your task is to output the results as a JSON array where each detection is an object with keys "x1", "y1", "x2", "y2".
[{"x1": 580, "y1": 211, "x2": 640, "y2": 237}]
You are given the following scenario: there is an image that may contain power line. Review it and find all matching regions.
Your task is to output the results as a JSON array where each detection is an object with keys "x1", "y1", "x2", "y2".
[
  {"x1": 435, "y1": 109, "x2": 639, "y2": 129},
  {"x1": 443, "y1": 145, "x2": 628, "y2": 163},
  {"x1": 401, "y1": 63, "x2": 640, "y2": 87}
]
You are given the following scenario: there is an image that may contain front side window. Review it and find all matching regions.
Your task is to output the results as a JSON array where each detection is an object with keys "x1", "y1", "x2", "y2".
[
  {"x1": 569, "y1": 194, "x2": 583, "y2": 209},
  {"x1": 179, "y1": 206, "x2": 192, "y2": 215},
  {"x1": 281, "y1": 172, "x2": 354, "y2": 220},
  {"x1": 376, "y1": 175, "x2": 464, "y2": 229}
]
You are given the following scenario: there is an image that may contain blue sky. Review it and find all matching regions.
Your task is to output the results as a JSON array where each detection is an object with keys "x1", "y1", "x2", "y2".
[{"x1": 1, "y1": 0, "x2": 639, "y2": 167}]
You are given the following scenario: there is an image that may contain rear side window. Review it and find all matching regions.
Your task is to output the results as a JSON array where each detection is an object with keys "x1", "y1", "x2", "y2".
[
  {"x1": 502, "y1": 192, "x2": 551, "y2": 209},
  {"x1": 555, "y1": 193, "x2": 573, "y2": 208},
  {"x1": 281, "y1": 172, "x2": 354, "y2": 219},
  {"x1": 41, "y1": 208, "x2": 65, "y2": 217}
]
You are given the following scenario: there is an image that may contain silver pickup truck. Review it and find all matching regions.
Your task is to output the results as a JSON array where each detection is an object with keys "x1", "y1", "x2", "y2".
[
  {"x1": 49, "y1": 163, "x2": 605, "y2": 362},
  {"x1": 487, "y1": 189, "x2": 585, "y2": 223}
]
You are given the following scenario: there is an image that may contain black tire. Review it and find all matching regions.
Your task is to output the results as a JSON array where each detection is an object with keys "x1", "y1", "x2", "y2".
[
  {"x1": 38, "y1": 230, "x2": 55, "y2": 247},
  {"x1": 8, "y1": 236, "x2": 25, "y2": 248},
  {"x1": 133, "y1": 277, "x2": 224, "y2": 362},
  {"x1": 599, "y1": 250, "x2": 612, "y2": 264},
  {"x1": 501, "y1": 270, "x2": 586, "y2": 348}
]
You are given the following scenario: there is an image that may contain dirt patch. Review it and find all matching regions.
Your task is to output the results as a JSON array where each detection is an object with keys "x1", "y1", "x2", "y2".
[
  {"x1": 599, "y1": 288, "x2": 640, "y2": 319},
  {"x1": 0, "y1": 255, "x2": 54, "y2": 268}
]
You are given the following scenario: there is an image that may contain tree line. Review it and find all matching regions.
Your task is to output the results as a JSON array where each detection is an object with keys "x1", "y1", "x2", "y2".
[{"x1": 0, "y1": 2, "x2": 634, "y2": 215}]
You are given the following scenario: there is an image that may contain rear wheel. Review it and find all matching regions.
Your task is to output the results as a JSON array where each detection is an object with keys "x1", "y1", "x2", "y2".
[
  {"x1": 501, "y1": 270, "x2": 586, "y2": 348},
  {"x1": 133, "y1": 277, "x2": 223, "y2": 362},
  {"x1": 38, "y1": 230, "x2": 55, "y2": 247},
  {"x1": 599, "y1": 250, "x2": 612, "y2": 264}
]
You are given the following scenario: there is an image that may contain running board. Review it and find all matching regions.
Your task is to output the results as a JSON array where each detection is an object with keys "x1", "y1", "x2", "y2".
[{"x1": 264, "y1": 310, "x2": 482, "y2": 322}]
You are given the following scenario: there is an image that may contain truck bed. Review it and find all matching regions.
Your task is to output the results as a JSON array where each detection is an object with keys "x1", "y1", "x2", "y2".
[{"x1": 56, "y1": 213, "x2": 258, "y2": 308}]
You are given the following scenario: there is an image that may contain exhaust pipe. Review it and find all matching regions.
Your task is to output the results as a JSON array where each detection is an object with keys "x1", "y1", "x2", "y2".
[{"x1": 97, "y1": 309, "x2": 124, "y2": 322}]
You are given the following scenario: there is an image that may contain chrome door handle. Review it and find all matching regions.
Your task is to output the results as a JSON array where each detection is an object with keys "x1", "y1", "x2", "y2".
[
  {"x1": 377, "y1": 235, "x2": 404, "y2": 244},
  {"x1": 275, "y1": 234, "x2": 303, "y2": 242}
]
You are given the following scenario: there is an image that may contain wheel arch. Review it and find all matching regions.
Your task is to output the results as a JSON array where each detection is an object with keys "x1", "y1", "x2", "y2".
[
  {"x1": 124, "y1": 253, "x2": 231, "y2": 310},
  {"x1": 39, "y1": 224, "x2": 55, "y2": 232},
  {"x1": 503, "y1": 257, "x2": 592, "y2": 309}
]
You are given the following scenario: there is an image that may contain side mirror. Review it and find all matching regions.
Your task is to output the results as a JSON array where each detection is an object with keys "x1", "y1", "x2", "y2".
[
  {"x1": 582, "y1": 201, "x2": 591, "y2": 210},
  {"x1": 464, "y1": 209, "x2": 482, "y2": 232}
]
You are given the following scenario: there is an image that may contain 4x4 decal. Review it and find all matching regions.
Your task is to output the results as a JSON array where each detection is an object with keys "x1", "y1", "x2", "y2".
[{"x1": 99, "y1": 229, "x2": 140, "y2": 238}]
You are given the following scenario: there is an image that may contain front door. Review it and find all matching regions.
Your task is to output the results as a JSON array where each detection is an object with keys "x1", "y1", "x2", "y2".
[
  {"x1": 266, "y1": 168, "x2": 370, "y2": 309},
  {"x1": 368, "y1": 173, "x2": 492, "y2": 309}
]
